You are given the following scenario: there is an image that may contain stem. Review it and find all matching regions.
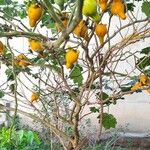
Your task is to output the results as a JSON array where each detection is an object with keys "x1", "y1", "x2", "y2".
[{"x1": 43, "y1": 0, "x2": 65, "y2": 30}]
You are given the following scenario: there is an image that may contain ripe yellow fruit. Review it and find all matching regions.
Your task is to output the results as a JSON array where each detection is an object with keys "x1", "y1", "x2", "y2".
[
  {"x1": 73, "y1": 20, "x2": 89, "y2": 41},
  {"x1": 131, "y1": 82, "x2": 142, "y2": 91},
  {"x1": 146, "y1": 77, "x2": 150, "y2": 86},
  {"x1": 111, "y1": 0, "x2": 126, "y2": 20},
  {"x1": 95, "y1": 23, "x2": 107, "y2": 44},
  {"x1": 82, "y1": 0, "x2": 100, "y2": 23},
  {"x1": 98, "y1": 0, "x2": 108, "y2": 12},
  {"x1": 139, "y1": 74, "x2": 147, "y2": 85},
  {"x1": 0, "y1": 41, "x2": 4, "y2": 55},
  {"x1": 31, "y1": 92, "x2": 39, "y2": 103},
  {"x1": 18, "y1": 60, "x2": 31, "y2": 68},
  {"x1": 29, "y1": 39, "x2": 44, "y2": 52},
  {"x1": 14, "y1": 54, "x2": 31, "y2": 68},
  {"x1": 147, "y1": 89, "x2": 150, "y2": 93},
  {"x1": 27, "y1": 3, "x2": 43, "y2": 27},
  {"x1": 65, "y1": 48, "x2": 79, "y2": 69},
  {"x1": 16, "y1": 54, "x2": 27, "y2": 60}
]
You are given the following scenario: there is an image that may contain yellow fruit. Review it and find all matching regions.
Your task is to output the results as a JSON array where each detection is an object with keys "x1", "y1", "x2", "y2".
[
  {"x1": 147, "y1": 89, "x2": 150, "y2": 93},
  {"x1": 29, "y1": 39, "x2": 44, "y2": 52},
  {"x1": 111, "y1": 0, "x2": 126, "y2": 20},
  {"x1": 14, "y1": 59, "x2": 20, "y2": 66},
  {"x1": 18, "y1": 60, "x2": 31, "y2": 68},
  {"x1": 146, "y1": 77, "x2": 150, "y2": 86},
  {"x1": 14, "y1": 53, "x2": 31, "y2": 68},
  {"x1": 27, "y1": 3, "x2": 43, "y2": 27},
  {"x1": 65, "y1": 48, "x2": 79, "y2": 69},
  {"x1": 95, "y1": 23, "x2": 107, "y2": 44},
  {"x1": 139, "y1": 74, "x2": 147, "y2": 85},
  {"x1": 82, "y1": 0, "x2": 100, "y2": 22},
  {"x1": 131, "y1": 82, "x2": 142, "y2": 91},
  {"x1": 98, "y1": 0, "x2": 108, "y2": 12},
  {"x1": 16, "y1": 54, "x2": 27, "y2": 60},
  {"x1": 0, "y1": 41, "x2": 4, "y2": 55},
  {"x1": 73, "y1": 20, "x2": 89, "y2": 41},
  {"x1": 31, "y1": 92, "x2": 39, "y2": 103}
]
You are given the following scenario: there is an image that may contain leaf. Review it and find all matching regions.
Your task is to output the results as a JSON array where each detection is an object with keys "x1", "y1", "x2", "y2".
[
  {"x1": 127, "y1": 3, "x2": 135, "y2": 11},
  {"x1": 17, "y1": 130, "x2": 24, "y2": 143},
  {"x1": 27, "y1": 131, "x2": 34, "y2": 145},
  {"x1": 140, "y1": 47, "x2": 150, "y2": 55},
  {"x1": 138, "y1": 56, "x2": 150, "y2": 69},
  {"x1": 41, "y1": 12, "x2": 54, "y2": 29},
  {"x1": 33, "y1": 132, "x2": 41, "y2": 145},
  {"x1": 35, "y1": 58, "x2": 45, "y2": 66},
  {"x1": 0, "y1": 0, "x2": 6, "y2": 5},
  {"x1": 5, "y1": 69, "x2": 14, "y2": 81},
  {"x1": 101, "y1": 92, "x2": 109, "y2": 100},
  {"x1": 120, "y1": 86, "x2": 131, "y2": 92},
  {"x1": 142, "y1": 1, "x2": 150, "y2": 18},
  {"x1": 101, "y1": 113, "x2": 117, "y2": 130},
  {"x1": 96, "y1": 92, "x2": 109, "y2": 100},
  {"x1": 90, "y1": 107, "x2": 99, "y2": 113},
  {"x1": 5, "y1": 0, "x2": 12, "y2": 5},
  {"x1": 144, "y1": 69, "x2": 150, "y2": 76},
  {"x1": 69, "y1": 64, "x2": 83, "y2": 86},
  {"x1": 9, "y1": 84, "x2": 15, "y2": 94},
  {"x1": 18, "y1": 9, "x2": 27, "y2": 19},
  {"x1": 0, "y1": 91, "x2": 4, "y2": 98}
]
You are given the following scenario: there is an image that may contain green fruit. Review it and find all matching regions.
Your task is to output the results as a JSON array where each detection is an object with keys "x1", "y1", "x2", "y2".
[{"x1": 82, "y1": 0, "x2": 100, "y2": 23}]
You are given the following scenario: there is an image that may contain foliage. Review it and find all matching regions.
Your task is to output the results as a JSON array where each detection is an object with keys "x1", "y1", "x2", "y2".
[{"x1": 0, "y1": 127, "x2": 41, "y2": 150}]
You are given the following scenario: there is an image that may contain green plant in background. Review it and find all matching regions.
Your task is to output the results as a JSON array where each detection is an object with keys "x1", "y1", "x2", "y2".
[{"x1": 0, "y1": 127, "x2": 56, "y2": 150}]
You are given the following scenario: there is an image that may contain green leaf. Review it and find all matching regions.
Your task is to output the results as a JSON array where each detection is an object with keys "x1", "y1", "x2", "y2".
[
  {"x1": 41, "y1": 12, "x2": 54, "y2": 29},
  {"x1": 90, "y1": 107, "x2": 99, "y2": 113},
  {"x1": 142, "y1": 1, "x2": 150, "y2": 18},
  {"x1": 138, "y1": 56, "x2": 150, "y2": 69},
  {"x1": 18, "y1": 9, "x2": 27, "y2": 19},
  {"x1": 144, "y1": 69, "x2": 150, "y2": 76},
  {"x1": 101, "y1": 113, "x2": 117, "y2": 130},
  {"x1": 5, "y1": 0, "x2": 12, "y2": 5},
  {"x1": 17, "y1": 130, "x2": 24, "y2": 143},
  {"x1": 96, "y1": 92, "x2": 109, "y2": 100},
  {"x1": 101, "y1": 92, "x2": 109, "y2": 100},
  {"x1": 35, "y1": 58, "x2": 46, "y2": 66},
  {"x1": 0, "y1": 91, "x2": 5, "y2": 98},
  {"x1": 27, "y1": 131, "x2": 34, "y2": 145},
  {"x1": 9, "y1": 84, "x2": 15, "y2": 93},
  {"x1": 120, "y1": 86, "x2": 131, "y2": 92},
  {"x1": 69, "y1": 64, "x2": 83, "y2": 86},
  {"x1": 141, "y1": 47, "x2": 150, "y2": 55},
  {"x1": 33, "y1": 132, "x2": 41, "y2": 145},
  {"x1": 5, "y1": 69, "x2": 14, "y2": 81},
  {"x1": 127, "y1": 3, "x2": 135, "y2": 11},
  {"x1": 0, "y1": 0, "x2": 6, "y2": 5}
]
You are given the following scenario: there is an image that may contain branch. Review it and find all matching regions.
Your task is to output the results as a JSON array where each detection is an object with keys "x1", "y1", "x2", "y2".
[
  {"x1": 42, "y1": 0, "x2": 64, "y2": 30},
  {"x1": 53, "y1": 0, "x2": 83, "y2": 48},
  {"x1": 0, "y1": 31, "x2": 47, "y2": 41}
]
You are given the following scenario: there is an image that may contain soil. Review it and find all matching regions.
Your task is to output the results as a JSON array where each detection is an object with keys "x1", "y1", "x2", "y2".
[{"x1": 114, "y1": 137, "x2": 150, "y2": 150}]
